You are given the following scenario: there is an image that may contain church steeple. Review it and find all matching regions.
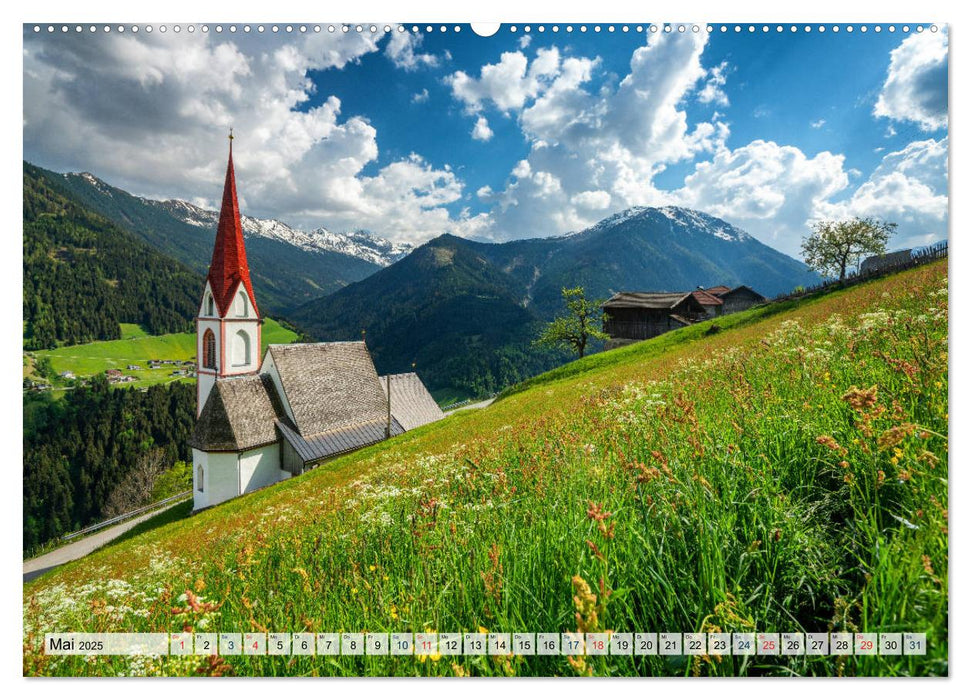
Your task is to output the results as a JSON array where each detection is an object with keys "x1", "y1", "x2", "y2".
[
  {"x1": 196, "y1": 131, "x2": 263, "y2": 416},
  {"x1": 207, "y1": 130, "x2": 259, "y2": 318}
]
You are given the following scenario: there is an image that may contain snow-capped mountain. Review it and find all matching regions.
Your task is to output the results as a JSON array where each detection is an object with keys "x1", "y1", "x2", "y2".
[
  {"x1": 570, "y1": 205, "x2": 752, "y2": 243},
  {"x1": 154, "y1": 198, "x2": 412, "y2": 267}
]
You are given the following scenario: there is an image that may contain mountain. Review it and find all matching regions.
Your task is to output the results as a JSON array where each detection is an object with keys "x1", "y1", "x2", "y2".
[
  {"x1": 153, "y1": 197, "x2": 412, "y2": 267},
  {"x1": 22, "y1": 163, "x2": 203, "y2": 349},
  {"x1": 45, "y1": 168, "x2": 386, "y2": 312},
  {"x1": 290, "y1": 234, "x2": 567, "y2": 396},
  {"x1": 291, "y1": 207, "x2": 820, "y2": 394}
]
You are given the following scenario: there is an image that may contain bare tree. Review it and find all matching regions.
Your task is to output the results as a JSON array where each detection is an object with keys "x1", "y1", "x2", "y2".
[
  {"x1": 103, "y1": 449, "x2": 168, "y2": 518},
  {"x1": 801, "y1": 217, "x2": 896, "y2": 281}
]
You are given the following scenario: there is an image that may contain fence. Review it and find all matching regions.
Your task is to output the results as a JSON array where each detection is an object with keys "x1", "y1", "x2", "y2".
[
  {"x1": 770, "y1": 240, "x2": 947, "y2": 304},
  {"x1": 61, "y1": 490, "x2": 192, "y2": 541}
]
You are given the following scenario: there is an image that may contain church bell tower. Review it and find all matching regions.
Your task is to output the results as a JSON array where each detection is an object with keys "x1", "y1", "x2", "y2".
[{"x1": 196, "y1": 131, "x2": 262, "y2": 415}]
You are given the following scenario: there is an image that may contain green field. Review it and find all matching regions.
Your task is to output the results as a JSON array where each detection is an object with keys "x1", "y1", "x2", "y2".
[
  {"x1": 27, "y1": 319, "x2": 297, "y2": 389},
  {"x1": 23, "y1": 262, "x2": 948, "y2": 677}
]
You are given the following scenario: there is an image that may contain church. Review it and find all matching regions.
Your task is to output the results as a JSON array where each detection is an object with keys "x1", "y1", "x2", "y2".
[{"x1": 188, "y1": 136, "x2": 444, "y2": 510}]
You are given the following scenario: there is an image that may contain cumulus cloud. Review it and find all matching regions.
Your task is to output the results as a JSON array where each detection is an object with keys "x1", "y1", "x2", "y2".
[
  {"x1": 697, "y1": 61, "x2": 729, "y2": 106},
  {"x1": 674, "y1": 137, "x2": 948, "y2": 256},
  {"x1": 460, "y1": 31, "x2": 728, "y2": 239},
  {"x1": 384, "y1": 30, "x2": 444, "y2": 71},
  {"x1": 471, "y1": 116, "x2": 494, "y2": 141},
  {"x1": 815, "y1": 138, "x2": 948, "y2": 249},
  {"x1": 23, "y1": 29, "x2": 482, "y2": 243},
  {"x1": 673, "y1": 140, "x2": 849, "y2": 255},
  {"x1": 874, "y1": 29, "x2": 948, "y2": 131},
  {"x1": 411, "y1": 88, "x2": 430, "y2": 103},
  {"x1": 445, "y1": 47, "x2": 561, "y2": 114}
]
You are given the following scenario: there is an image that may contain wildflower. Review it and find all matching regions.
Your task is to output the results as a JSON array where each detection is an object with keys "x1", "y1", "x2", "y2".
[
  {"x1": 572, "y1": 575, "x2": 601, "y2": 634},
  {"x1": 877, "y1": 424, "x2": 916, "y2": 451},
  {"x1": 922, "y1": 555, "x2": 934, "y2": 576},
  {"x1": 586, "y1": 540, "x2": 605, "y2": 561},
  {"x1": 816, "y1": 435, "x2": 847, "y2": 455},
  {"x1": 842, "y1": 385, "x2": 878, "y2": 412},
  {"x1": 369, "y1": 565, "x2": 376, "y2": 572}
]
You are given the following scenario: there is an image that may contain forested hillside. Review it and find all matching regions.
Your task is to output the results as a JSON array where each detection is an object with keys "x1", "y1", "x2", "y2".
[
  {"x1": 23, "y1": 378, "x2": 195, "y2": 552},
  {"x1": 23, "y1": 163, "x2": 202, "y2": 349}
]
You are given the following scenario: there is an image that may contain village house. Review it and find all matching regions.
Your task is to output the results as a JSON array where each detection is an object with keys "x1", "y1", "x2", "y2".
[
  {"x1": 602, "y1": 284, "x2": 766, "y2": 348},
  {"x1": 188, "y1": 135, "x2": 444, "y2": 510}
]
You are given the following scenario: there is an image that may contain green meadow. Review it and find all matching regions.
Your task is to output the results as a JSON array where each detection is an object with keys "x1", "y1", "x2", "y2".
[
  {"x1": 28, "y1": 319, "x2": 297, "y2": 389},
  {"x1": 23, "y1": 262, "x2": 948, "y2": 677}
]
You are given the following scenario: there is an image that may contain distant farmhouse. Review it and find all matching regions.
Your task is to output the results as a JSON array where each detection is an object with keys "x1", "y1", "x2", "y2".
[
  {"x1": 860, "y1": 249, "x2": 913, "y2": 275},
  {"x1": 188, "y1": 136, "x2": 443, "y2": 510},
  {"x1": 603, "y1": 285, "x2": 765, "y2": 349}
]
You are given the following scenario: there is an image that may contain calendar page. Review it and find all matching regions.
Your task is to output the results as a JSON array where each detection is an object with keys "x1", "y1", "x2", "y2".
[{"x1": 22, "y1": 17, "x2": 948, "y2": 680}]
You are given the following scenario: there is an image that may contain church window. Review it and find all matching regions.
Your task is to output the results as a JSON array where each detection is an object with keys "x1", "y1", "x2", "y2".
[
  {"x1": 232, "y1": 329, "x2": 251, "y2": 367},
  {"x1": 235, "y1": 290, "x2": 248, "y2": 317},
  {"x1": 202, "y1": 329, "x2": 216, "y2": 370},
  {"x1": 197, "y1": 464, "x2": 204, "y2": 492},
  {"x1": 205, "y1": 294, "x2": 215, "y2": 316}
]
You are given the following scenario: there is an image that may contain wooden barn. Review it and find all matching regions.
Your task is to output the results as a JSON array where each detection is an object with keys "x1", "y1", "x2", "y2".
[
  {"x1": 602, "y1": 292, "x2": 707, "y2": 348},
  {"x1": 712, "y1": 285, "x2": 766, "y2": 314}
]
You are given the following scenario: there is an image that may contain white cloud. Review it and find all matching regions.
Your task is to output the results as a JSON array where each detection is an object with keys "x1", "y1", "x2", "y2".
[
  {"x1": 518, "y1": 35, "x2": 532, "y2": 50},
  {"x1": 674, "y1": 140, "x2": 849, "y2": 255},
  {"x1": 471, "y1": 116, "x2": 494, "y2": 141},
  {"x1": 874, "y1": 29, "x2": 948, "y2": 131},
  {"x1": 445, "y1": 48, "x2": 561, "y2": 114},
  {"x1": 384, "y1": 30, "x2": 443, "y2": 71},
  {"x1": 697, "y1": 61, "x2": 729, "y2": 107},
  {"x1": 465, "y1": 31, "x2": 728, "y2": 239},
  {"x1": 811, "y1": 119, "x2": 826, "y2": 129},
  {"x1": 815, "y1": 138, "x2": 948, "y2": 249},
  {"x1": 675, "y1": 137, "x2": 948, "y2": 256},
  {"x1": 411, "y1": 88, "x2": 429, "y2": 104},
  {"x1": 23, "y1": 30, "x2": 482, "y2": 244}
]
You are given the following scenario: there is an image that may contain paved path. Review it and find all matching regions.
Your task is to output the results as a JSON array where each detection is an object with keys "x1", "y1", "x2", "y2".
[
  {"x1": 23, "y1": 500, "x2": 187, "y2": 583},
  {"x1": 445, "y1": 398, "x2": 495, "y2": 415}
]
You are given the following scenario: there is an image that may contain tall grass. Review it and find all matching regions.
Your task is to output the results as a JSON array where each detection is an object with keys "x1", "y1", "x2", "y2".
[{"x1": 23, "y1": 262, "x2": 948, "y2": 677}]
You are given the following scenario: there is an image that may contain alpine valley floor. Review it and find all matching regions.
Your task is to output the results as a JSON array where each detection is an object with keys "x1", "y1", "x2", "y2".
[{"x1": 23, "y1": 261, "x2": 948, "y2": 677}]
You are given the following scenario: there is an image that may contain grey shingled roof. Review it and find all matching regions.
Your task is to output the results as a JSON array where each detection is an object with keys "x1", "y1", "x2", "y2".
[
  {"x1": 603, "y1": 292, "x2": 697, "y2": 310},
  {"x1": 189, "y1": 374, "x2": 289, "y2": 452},
  {"x1": 379, "y1": 372, "x2": 445, "y2": 431},
  {"x1": 267, "y1": 342, "x2": 388, "y2": 437},
  {"x1": 277, "y1": 417, "x2": 404, "y2": 464}
]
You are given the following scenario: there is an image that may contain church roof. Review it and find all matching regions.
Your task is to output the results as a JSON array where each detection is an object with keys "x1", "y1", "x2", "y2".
[
  {"x1": 207, "y1": 139, "x2": 259, "y2": 318},
  {"x1": 266, "y1": 342, "x2": 388, "y2": 438},
  {"x1": 189, "y1": 374, "x2": 289, "y2": 452},
  {"x1": 277, "y1": 417, "x2": 404, "y2": 464},
  {"x1": 379, "y1": 372, "x2": 445, "y2": 431}
]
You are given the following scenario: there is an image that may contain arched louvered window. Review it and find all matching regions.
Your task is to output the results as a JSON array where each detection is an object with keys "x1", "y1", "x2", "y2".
[
  {"x1": 197, "y1": 464, "x2": 204, "y2": 492},
  {"x1": 232, "y1": 330, "x2": 251, "y2": 367},
  {"x1": 205, "y1": 294, "x2": 215, "y2": 317},
  {"x1": 202, "y1": 329, "x2": 216, "y2": 370}
]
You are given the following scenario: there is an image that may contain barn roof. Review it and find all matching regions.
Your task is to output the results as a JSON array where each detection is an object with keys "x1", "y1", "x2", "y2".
[
  {"x1": 380, "y1": 372, "x2": 446, "y2": 431},
  {"x1": 189, "y1": 374, "x2": 290, "y2": 452},
  {"x1": 721, "y1": 285, "x2": 766, "y2": 301},
  {"x1": 277, "y1": 418, "x2": 404, "y2": 464},
  {"x1": 691, "y1": 290, "x2": 724, "y2": 306},
  {"x1": 266, "y1": 342, "x2": 388, "y2": 438},
  {"x1": 603, "y1": 292, "x2": 702, "y2": 311},
  {"x1": 704, "y1": 285, "x2": 732, "y2": 295}
]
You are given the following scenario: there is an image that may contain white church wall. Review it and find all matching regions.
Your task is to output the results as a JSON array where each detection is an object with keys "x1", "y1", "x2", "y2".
[
  {"x1": 239, "y1": 444, "x2": 281, "y2": 494},
  {"x1": 206, "y1": 451, "x2": 241, "y2": 508}
]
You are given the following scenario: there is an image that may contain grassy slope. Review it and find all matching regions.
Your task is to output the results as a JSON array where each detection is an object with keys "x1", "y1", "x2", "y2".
[
  {"x1": 29, "y1": 319, "x2": 297, "y2": 389},
  {"x1": 23, "y1": 262, "x2": 948, "y2": 677}
]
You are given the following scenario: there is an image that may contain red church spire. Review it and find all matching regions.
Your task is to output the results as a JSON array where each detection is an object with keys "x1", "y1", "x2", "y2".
[{"x1": 207, "y1": 129, "x2": 259, "y2": 318}]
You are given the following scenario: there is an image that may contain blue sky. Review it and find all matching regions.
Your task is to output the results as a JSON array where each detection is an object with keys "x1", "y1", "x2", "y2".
[{"x1": 23, "y1": 23, "x2": 948, "y2": 256}]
